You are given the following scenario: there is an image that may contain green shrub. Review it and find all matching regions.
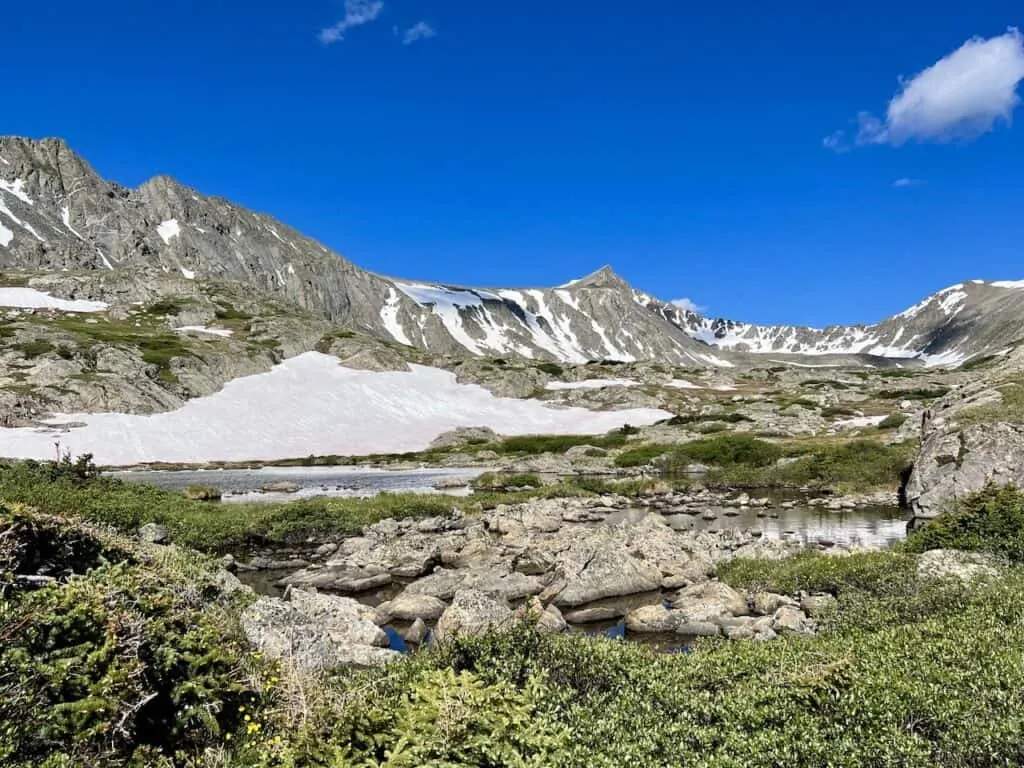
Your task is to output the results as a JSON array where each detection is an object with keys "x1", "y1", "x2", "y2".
[
  {"x1": 494, "y1": 431, "x2": 629, "y2": 455},
  {"x1": 213, "y1": 302, "x2": 253, "y2": 321},
  {"x1": 536, "y1": 362, "x2": 564, "y2": 376},
  {"x1": 904, "y1": 484, "x2": 1024, "y2": 562},
  {"x1": 877, "y1": 413, "x2": 908, "y2": 430},
  {"x1": 0, "y1": 462, "x2": 454, "y2": 550},
  {"x1": 145, "y1": 297, "x2": 191, "y2": 316},
  {"x1": 719, "y1": 549, "x2": 917, "y2": 597},
  {"x1": 13, "y1": 338, "x2": 55, "y2": 359},
  {"x1": 333, "y1": 667, "x2": 568, "y2": 767},
  {"x1": 663, "y1": 434, "x2": 782, "y2": 471},
  {"x1": 613, "y1": 444, "x2": 674, "y2": 468},
  {"x1": 471, "y1": 472, "x2": 543, "y2": 491},
  {"x1": 821, "y1": 405, "x2": 857, "y2": 417},
  {"x1": 184, "y1": 484, "x2": 222, "y2": 501},
  {"x1": 696, "y1": 422, "x2": 729, "y2": 434},
  {"x1": 672, "y1": 438, "x2": 914, "y2": 491},
  {"x1": 665, "y1": 412, "x2": 752, "y2": 426},
  {"x1": 877, "y1": 387, "x2": 950, "y2": 400},
  {"x1": 0, "y1": 509, "x2": 259, "y2": 767}
]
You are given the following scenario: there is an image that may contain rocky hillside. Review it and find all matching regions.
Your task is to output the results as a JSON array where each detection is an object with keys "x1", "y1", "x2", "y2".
[
  {"x1": 0, "y1": 137, "x2": 729, "y2": 366},
  {"x1": 3, "y1": 136, "x2": 1023, "y2": 369}
]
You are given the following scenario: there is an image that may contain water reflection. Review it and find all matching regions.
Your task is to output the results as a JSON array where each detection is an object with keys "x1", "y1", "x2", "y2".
[{"x1": 114, "y1": 466, "x2": 484, "y2": 502}]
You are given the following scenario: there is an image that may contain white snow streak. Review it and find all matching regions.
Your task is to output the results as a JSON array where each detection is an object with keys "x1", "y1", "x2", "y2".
[
  {"x1": 0, "y1": 222, "x2": 12, "y2": 247},
  {"x1": 157, "y1": 219, "x2": 181, "y2": 244},
  {"x1": 174, "y1": 326, "x2": 233, "y2": 338},
  {"x1": 381, "y1": 287, "x2": 412, "y2": 346},
  {"x1": 0, "y1": 353, "x2": 670, "y2": 464},
  {"x1": 180, "y1": 267, "x2": 196, "y2": 280},
  {"x1": 545, "y1": 379, "x2": 639, "y2": 390},
  {"x1": 62, "y1": 206, "x2": 84, "y2": 240},
  {"x1": 0, "y1": 287, "x2": 107, "y2": 312},
  {"x1": 991, "y1": 280, "x2": 1024, "y2": 288},
  {"x1": 0, "y1": 179, "x2": 32, "y2": 204}
]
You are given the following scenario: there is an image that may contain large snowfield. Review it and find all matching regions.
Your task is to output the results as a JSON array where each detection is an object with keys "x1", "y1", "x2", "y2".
[{"x1": 0, "y1": 353, "x2": 670, "y2": 465}]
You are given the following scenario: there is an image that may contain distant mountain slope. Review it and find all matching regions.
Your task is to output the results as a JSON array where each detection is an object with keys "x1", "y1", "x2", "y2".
[
  {"x1": 2, "y1": 136, "x2": 1022, "y2": 368},
  {"x1": 650, "y1": 281, "x2": 1024, "y2": 367}
]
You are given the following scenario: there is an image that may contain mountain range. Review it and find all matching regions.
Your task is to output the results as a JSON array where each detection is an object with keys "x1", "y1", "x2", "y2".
[{"x1": 2, "y1": 135, "x2": 1022, "y2": 370}]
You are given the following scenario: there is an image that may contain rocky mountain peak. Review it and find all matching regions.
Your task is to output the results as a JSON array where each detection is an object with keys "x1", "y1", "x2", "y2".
[{"x1": 567, "y1": 265, "x2": 629, "y2": 290}]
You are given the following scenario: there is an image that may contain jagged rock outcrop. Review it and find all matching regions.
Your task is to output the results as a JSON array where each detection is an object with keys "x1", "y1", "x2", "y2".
[{"x1": 904, "y1": 422, "x2": 1024, "y2": 526}]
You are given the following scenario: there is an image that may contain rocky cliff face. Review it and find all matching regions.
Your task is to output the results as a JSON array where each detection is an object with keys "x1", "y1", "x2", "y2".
[{"x1": 3, "y1": 136, "x2": 1023, "y2": 369}]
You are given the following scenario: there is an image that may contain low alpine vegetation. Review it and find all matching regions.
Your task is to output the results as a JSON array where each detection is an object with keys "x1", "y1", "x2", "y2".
[
  {"x1": 660, "y1": 434, "x2": 914, "y2": 491},
  {"x1": 6, "y1": 475, "x2": 1024, "y2": 765}
]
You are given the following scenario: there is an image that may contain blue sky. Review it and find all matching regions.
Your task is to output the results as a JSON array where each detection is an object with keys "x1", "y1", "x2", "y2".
[{"x1": 5, "y1": 1, "x2": 1024, "y2": 325}]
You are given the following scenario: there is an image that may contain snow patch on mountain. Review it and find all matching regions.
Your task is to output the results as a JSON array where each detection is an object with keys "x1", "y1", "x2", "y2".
[
  {"x1": 545, "y1": 379, "x2": 638, "y2": 390},
  {"x1": 381, "y1": 287, "x2": 412, "y2": 346},
  {"x1": 0, "y1": 352, "x2": 670, "y2": 464},
  {"x1": 157, "y1": 219, "x2": 181, "y2": 244},
  {"x1": 174, "y1": 325, "x2": 233, "y2": 338},
  {"x1": 61, "y1": 205, "x2": 84, "y2": 240},
  {"x1": 0, "y1": 287, "x2": 108, "y2": 312},
  {"x1": 0, "y1": 178, "x2": 32, "y2": 205}
]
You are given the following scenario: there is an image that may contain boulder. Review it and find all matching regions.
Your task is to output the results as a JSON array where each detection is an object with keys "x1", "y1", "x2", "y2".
[
  {"x1": 905, "y1": 423, "x2": 1024, "y2": 527},
  {"x1": 434, "y1": 589, "x2": 512, "y2": 642},
  {"x1": 553, "y1": 544, "x2": 663, "y2": 608},
  {"x1": 515, "y1": 597, "x2": 567, "y2": 634},
  {"x1": 671, "y1": 581, "x2": 749, "y2": 622},
  {"x1": 280, "y1": 567, "x2": 392, "y2": 593},
  {"x1": 513, "y1": 549, "x2": 555, "y2": 576},
  {"x1": 916, "y1": 549, "x2": 1000, "y2": 582},
  {"x1": 562, "y1": 605, "x2": 625, "y2": 624},
  {"x1": 285, "y1": 589, "x2": 389, "y2": 646},
  {"x1": 625, "y1": 604, "x2": 680, "y2": 633},
  {"x1": 538, "y1": 604, "x2": 567, "y2": 634},
  {"x1": 751, "y1": 591, "x2": 789, "y2": 616},
  {"x1": 404, "y1": 618, "x2": 429, "y2": 645},
  {"x1": 676, "y1": 621, "x2": 720, "y2": 637},
  {"x1": 566, "y1": 444, "x2": 605, "y2": 459},
  {"x1": 261, "y1": 481, "x2": 301, "y2": 493},
  {"x1": 772, "y1": 605, "x2": 813, "y2": 636},
  {"x1": 429, "y1": 426, "x2": 499, "y2": 449},
  {"x1": 240, "y1": 590, "x2": 396, "y2": 672},
  {"x1": 377, "y1": 593, "x2": 448, "y2": 622},
  {"x1": 800, "y1": 594, "x2": 838, "y2": 619},
  {"x1": 138, "y1": 523, "x2": 170, "y2": 545},
  {"x1": 402, "y1": 568, "x2": 468, "y2": 601}
]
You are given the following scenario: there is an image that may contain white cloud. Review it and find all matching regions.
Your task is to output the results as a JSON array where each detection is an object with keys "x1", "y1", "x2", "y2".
[
  {"x1": 670, "y1": 298, "x2": 703, "y2": 314},
  {"x1": 403, "y1": 21, "x2": 436, "y2": 45},
  {"x1": 892, "y1": 177, "x2": 925, "y2": 187},
  {"x1": 319, "y1": 0, "x2": 384, "y2": 45},
  {"x1": 826, "y1": 29, "x2": 1024, "y2": 148}
]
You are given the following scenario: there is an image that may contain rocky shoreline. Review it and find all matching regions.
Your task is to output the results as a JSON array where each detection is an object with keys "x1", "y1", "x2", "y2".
[{"x1": 234, "y1": 490, "x2": 896, "y2": 670}]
